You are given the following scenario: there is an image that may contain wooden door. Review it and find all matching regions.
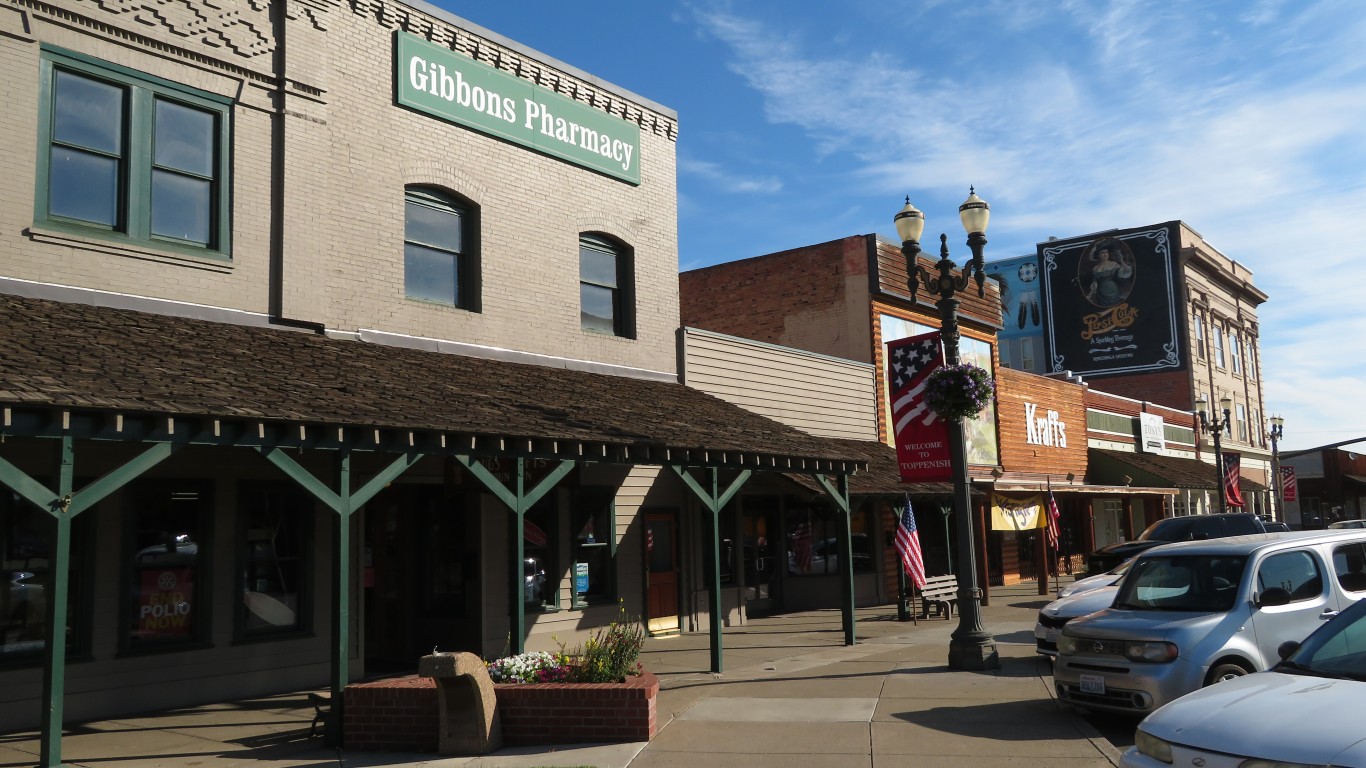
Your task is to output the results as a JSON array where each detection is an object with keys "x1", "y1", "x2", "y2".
[{"x1": 644, "y1": 511, "x2": 679, "y2": 634}]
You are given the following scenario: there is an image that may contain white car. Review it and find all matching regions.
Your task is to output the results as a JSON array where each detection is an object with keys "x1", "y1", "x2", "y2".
[
  {"x1": 1122, "y1": 594, "x2": 1366, "y2": 768},
  {"x1": 1057, "y1": 557, "x2": 1133, "y2": 599},
  {"x1": 1035, "y1": 584, "x2": 1120, "y2": 657}
]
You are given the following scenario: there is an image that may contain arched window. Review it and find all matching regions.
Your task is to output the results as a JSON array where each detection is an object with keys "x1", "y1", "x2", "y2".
[
  {"x1": 404, "y1": 187, "x2": 479, "y2": 310},
  {"x1": 579, "y1": 234, "x2": 634, "y2": 338}
]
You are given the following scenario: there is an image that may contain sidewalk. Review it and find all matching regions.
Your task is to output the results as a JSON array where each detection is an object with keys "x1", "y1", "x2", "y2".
[{"x1": 0, "y1": 583, "x2": 1122, "y2": 768}]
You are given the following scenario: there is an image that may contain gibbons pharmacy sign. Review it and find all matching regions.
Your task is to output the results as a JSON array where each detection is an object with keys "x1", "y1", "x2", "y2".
[{"x1": 395, "y1": 31, "x2": 641, "y2": 185}]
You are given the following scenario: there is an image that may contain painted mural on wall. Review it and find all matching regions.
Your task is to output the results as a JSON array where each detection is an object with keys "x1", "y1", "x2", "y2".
[
  {"x1": 1039, "y1": 222, "x2": 1183, "y2": 377},
  {"x1": 985, "y1": 254, "x2": 1043, "y2": 340}
]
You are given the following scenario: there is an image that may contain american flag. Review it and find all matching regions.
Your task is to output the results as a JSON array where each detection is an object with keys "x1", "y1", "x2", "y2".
[
  {"x1": 895, "y1": 495, "x2": 927, "y2": 590},
  {"x1": 791, "y1": 522, "x2": 812, "y2": 573},
  {"x1": 1223, "y1": 453, "x2": 1245, "y2": 508},
  {"x1": 888, "y1": 335, "x2": 944, "y2": 438},
  {"x1": 1045, "y1": 491, "x2": 1061, "y2": 551}
]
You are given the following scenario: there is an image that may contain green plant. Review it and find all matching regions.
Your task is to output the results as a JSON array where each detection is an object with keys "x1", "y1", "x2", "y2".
[
  {"x1": 558, "y1": 602, "x2": 645, "y2": 683},
  {"x1": 923, "y1": 363, "x2": 994, "y2": 421}
]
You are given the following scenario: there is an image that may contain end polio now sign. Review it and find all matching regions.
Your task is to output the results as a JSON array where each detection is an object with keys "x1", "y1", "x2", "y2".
[{"x1": 395, "y1": 31, "x2": 641, "y2": 185}]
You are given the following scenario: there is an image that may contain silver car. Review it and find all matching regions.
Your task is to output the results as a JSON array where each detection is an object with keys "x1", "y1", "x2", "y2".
[{"x1": 1053, "y1": 530, "x2": 1366, "y2": 715}]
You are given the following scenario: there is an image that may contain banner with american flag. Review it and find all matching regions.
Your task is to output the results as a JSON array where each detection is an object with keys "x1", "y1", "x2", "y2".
[
  {"x1": 1223, "y1": 452, "x2": 1245, "y2": 508},
  {"x1": 1279, "y1": 465, "x2": 1298, "y2": 502},
  {"x1": 895, "y1": 495, "x2": 927, "y2": 590},
  {"x1": 1046, "y1": 491, "x2": 1061, "y2": 551},
  {"x1": 887, "y1": 332, "x2": 951, "y2": 483}
]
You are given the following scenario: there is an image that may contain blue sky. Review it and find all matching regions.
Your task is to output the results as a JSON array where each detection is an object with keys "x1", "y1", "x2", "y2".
[{"x1": 439, "y1": 0, "x2": 1366, "y2": 452}]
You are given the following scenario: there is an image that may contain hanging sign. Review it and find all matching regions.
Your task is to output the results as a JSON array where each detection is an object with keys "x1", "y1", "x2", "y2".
[
  {"x1": 991, "y1": 493, "x2": 1046, "y2": 531},
  {"x1": 887, "y1": 332, "x2": 952, "y2": 483}
]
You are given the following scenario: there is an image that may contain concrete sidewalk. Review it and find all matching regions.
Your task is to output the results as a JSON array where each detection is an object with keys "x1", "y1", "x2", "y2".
[{"x1": 0, "y1": 583, "x2": 1122, "y2": 768}]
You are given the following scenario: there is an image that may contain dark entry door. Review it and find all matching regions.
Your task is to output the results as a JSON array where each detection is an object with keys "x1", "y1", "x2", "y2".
[
  {"x1": 644, "y1": 511, "x2": 678, "y2": 635},
  {"x1": 742, "y1": 496, "x2": 779, "y2": 614},
  {"x1": 363, "y1": 485, "x2": 479, "y2": 673}
]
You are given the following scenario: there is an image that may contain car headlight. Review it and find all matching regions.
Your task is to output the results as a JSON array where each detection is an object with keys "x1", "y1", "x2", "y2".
[
  {"x1": 1240, "y1": 761, "x2": 1322, "y2": 768},
  {"x1": 1135, "y1": 729, "x2": 1173, "y2": 764},
  {"x1": 1056, "y1": 634, "x2": 1079, "y2": 655},
  {"x1": 1124, "y1": 641, "x2": 1178, "y2": 663}
]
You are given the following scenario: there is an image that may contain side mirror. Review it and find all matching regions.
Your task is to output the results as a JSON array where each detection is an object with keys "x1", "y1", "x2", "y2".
[
  {"x1": 1277, "y1": 640, "x2": 1301, "y2": 660},
  {"x1": 1258, "y1": 588, "x2": 1292, "y2": 608}
]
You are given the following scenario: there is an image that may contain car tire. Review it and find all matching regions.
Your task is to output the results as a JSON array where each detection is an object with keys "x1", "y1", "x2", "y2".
[{"x1": 1205, "y1": 662, "x2": 1250, "y2": 685}]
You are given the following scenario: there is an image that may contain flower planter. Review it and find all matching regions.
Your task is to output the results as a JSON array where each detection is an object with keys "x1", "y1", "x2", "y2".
[{"x1": 343, "y1": 670, "x2": 659, "y2": 751}]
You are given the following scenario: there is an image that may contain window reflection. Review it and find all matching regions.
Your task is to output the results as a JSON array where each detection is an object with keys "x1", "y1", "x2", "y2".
[{"x1": 129, "y1": 483, "x2": 208, "y2": 648}]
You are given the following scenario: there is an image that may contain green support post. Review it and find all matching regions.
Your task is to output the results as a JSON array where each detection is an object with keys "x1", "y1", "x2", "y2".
[
  {"x1": 39, "y1": 437, "x2": 74, "y2": 768},
  {"x1": 814, "y1": 473, "x2": 855, "y2": 646},
  {"x1": 670, "y1": 466, "x2": 752, "y2": 674},
  {"x1": 328, "y1": 449, "x2": 351, "y2": 747}
]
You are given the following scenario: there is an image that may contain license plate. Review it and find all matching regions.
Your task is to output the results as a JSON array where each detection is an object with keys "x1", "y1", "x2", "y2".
[
  {"x1": 1045, "y1": 627, "x2": 1060, "y2": 643},
  {"x1": 1079, "y1": 674, "x2": 1106, "y2": 695}
]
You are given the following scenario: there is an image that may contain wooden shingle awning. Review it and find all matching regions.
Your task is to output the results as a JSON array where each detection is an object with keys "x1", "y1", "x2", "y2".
[{"x1": 0, "y1": 294, "x2": 866, "y2": 473}]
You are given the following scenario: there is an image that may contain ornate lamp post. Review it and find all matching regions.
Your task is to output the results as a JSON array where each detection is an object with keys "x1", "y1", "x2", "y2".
[
  {"x1": 1269, "y1": 415, "x2": 1286, "y2": 521},
  {"x1": 894, "y1": 187, "x2": 999, "y2": 671},
  {"x1": 1196, "y1": 394, "x2": 1233, "y2": 514}
]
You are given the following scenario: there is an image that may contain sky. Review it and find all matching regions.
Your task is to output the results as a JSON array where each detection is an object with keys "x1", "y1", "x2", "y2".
[{"x1": 437, "y1": 0, "x2": 1366, "y2": 452}]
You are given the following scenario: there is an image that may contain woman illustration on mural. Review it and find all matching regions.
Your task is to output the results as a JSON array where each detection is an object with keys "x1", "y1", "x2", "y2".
[{"x1": 1078, "y1": 238, "x2": 1135, "y2": 308}]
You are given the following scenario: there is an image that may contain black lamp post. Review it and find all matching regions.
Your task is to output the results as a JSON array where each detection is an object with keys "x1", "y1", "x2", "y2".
[
  {"x1": 1196, "y1": 394, "x2": 1233, "y2": 514},
  {"x1": 894, "y1": 188, "x2": 1000, "y2": 671},
  {"x1": 1269, "y1": 415, "x2": 1286, "y2": 521}
]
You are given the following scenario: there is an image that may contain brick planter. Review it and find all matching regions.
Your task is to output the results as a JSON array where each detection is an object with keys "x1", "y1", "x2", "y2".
[{"x1": 343, "y1": 671, "x2": 659, "y2": 752}]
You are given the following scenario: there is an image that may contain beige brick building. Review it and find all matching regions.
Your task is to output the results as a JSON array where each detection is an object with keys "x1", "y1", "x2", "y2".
[{"x1": 0, "y1": 0, "x2": 869, "y2": 750}]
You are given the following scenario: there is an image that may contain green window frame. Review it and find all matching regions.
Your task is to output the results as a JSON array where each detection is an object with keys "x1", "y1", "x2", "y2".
[
  {"x1": 404, "y1": 187, "x2": 481, "y2": 310},
  {"x1": 570, "y1": 490, "x2": 617, "y2": 608},
  {"x1": 579, "y1": 234, "x2": 635, "y2": 338},
  {"x1": 35, "y1": 46, "x2": 232, "y2": 259}
]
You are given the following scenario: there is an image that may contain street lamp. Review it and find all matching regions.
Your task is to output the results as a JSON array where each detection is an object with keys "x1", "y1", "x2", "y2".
[
  {"x1": 1269, "y1": 415, "x2": 1286, "y2": 521},
  {"x1": 1196, "y1": 394, "x2": 1233, "y2": 514},
  {"x1": 894, "y1": 187, "x2": 999, "y2": 671}
]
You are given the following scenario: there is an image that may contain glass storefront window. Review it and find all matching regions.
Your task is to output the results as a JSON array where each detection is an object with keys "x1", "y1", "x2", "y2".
[
  {"x1": 1, "y1": 491, "x2": 88, "y2": 659},
  {"x1": 523, "y1": 498, "x2": 556, "y2": 611},
  {"x1": 571, "y1": 490, "x2": 615, "y2": 607},
  {"x1": 239, "y1": 484, "x2": 310, "y2": 637},
  {"x1": 786, "y1": 502, "x2": 873, "y2": 576},
  {"x1": 127, "y1": 482, "x2": 209, "y2": 650}
]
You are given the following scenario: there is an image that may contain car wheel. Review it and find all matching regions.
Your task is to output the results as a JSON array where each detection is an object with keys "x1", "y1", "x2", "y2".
[{"x1": 1205, "y1": 662, "x2": 1250, "y2": 685}]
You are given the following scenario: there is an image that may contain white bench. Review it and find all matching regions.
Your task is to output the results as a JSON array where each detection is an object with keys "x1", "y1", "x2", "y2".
[{"x1": 919, "y1": 574, "x2": 959, "y2": 620}]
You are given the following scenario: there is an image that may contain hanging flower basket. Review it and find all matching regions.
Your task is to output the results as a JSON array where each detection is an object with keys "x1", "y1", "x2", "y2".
[{"x1": 923, "y1": 364, "x2": 995, "y2": 422}]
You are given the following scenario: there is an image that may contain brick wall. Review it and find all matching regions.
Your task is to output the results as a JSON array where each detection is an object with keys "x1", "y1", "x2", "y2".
[{"x1": 342, "y1": 672, "x2": 659, "y2": 752}]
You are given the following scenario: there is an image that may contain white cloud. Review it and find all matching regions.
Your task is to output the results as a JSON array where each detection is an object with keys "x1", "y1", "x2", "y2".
[{"x1": 680, "y1": 157, "x2": 783, "y2": 194}]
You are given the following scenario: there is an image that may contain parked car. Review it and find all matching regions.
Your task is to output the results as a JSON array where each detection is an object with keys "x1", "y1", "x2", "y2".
[
  {"x1": 1036, "y1": 583, "x2": 1121, "y2": 657},
  {"x1": 1054, "y1": 529, "x2": 1366, "y2": 715},
  {"x1": 1263, "y1": 520, "x2": 1291, "y2": 532},
  {"x1": 1084, "y1": 513, "x2": 1267, "y2": 575},
  {"x1": 1121, "y1": 594, "x2": 1366, "y2": 768},
  {"x1": 1059, "y1": 557, "x2": 1134, "y2": 599},
  {"x1": 1329, "y1": 519, "x2": 1366, "y2": 529}
]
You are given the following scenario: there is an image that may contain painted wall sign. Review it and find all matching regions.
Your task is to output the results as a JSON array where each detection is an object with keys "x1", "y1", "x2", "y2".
[
  {"x1": 1139, "y1": 412, "x2": 1166, "y2": 452},
  {"x1": 1040, "y1": 222, "x2": 1183, "y2": 377},
  {"x1": 1023, "y1": 402, "x2": 1067, "y2": 448},
  {"x1": 395, "y1": 31, "x2": 641, "y2": 185}
]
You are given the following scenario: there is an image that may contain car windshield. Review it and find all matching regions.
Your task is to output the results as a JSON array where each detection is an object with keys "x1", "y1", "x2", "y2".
[
  {"x1": 1136, "y1": 517, "x2": 1198, "y2": 542},
  {"x1": 1282, "y1": 599, "x2": 1366, "y2": 681},
  {"x1": 1113, "y1": 555, "x2": 1246, "y2": 612}
]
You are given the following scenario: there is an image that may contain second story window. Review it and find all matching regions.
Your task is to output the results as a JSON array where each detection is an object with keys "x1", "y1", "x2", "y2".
[
  {"x1": 579, "y1": 234, "x2": 635, "y2": 338},
  {"x1": 1213, "y1": 324, "x2": 1226, "y2": 368},
  {"x1": 1236, "y1": 403, "x2": 1248, "y2": 441},
  {"x1": 1230, "y1": 332, "x2": 1242, "y2": 374},
  {"x1": 1192, "y1": 312, "x2": 1205, "y2": 360},
  {"x1": 404, "y1": 187, "x2": 479, "y2": 310},
  {"x1": 38, "y1": 48, "x2": 232, "y2": 257}
]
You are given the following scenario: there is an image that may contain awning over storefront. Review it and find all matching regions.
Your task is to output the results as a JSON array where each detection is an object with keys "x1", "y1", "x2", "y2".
[{"x1": 1090, "y1": 448, "x2": 1266, "y2": 494}]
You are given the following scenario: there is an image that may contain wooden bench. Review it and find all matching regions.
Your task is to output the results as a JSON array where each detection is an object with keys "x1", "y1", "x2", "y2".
[{"x1": 918, "y1": 574, "x2": 959, "y2": 619}]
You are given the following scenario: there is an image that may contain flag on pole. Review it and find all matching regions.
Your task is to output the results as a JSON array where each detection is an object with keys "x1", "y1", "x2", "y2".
[
  {"x1": 1223, "y1": 452, "x2": 1245, "y2": 508},
  {"x1": 1045, "y1": 490, "x2": 1061, "y2": 551},
  {"x1": 895, "y1": 495, "x2": 927, "y2": 589},
  {"x1": 791, "y1": 522, "x2": 812, "y2": 573}
]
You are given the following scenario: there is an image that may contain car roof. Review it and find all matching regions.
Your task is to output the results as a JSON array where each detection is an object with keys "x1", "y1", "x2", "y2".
[{"x1": 1140, "y1": 529, "x2": 1366, "y2": 557}]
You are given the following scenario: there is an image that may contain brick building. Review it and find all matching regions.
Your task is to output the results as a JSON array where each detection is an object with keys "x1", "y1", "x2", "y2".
[{"x1": 0, "y1": 0, "x2": 871, "y2": 756}]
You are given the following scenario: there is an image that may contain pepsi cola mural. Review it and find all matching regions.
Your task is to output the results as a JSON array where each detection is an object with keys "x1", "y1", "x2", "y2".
[{"x1": 1040, "y1": 222, "x2": 1183, "y2": 377}]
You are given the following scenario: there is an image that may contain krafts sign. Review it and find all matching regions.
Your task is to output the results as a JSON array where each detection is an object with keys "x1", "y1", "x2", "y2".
[
  {"x1": 887, "y1": 332, "x2": 952, "y2": 483},
  {"x1": 1040, "y1": 222, "x2": 1182, "y2": 377},
  {"x1": 395, "y1": 31, "x2": 641, "y2": 185}
]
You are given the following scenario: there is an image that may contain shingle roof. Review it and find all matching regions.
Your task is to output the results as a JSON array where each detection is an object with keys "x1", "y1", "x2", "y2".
[{"x1": 0, "y1": 294, "x2": 865, "y2": 470}]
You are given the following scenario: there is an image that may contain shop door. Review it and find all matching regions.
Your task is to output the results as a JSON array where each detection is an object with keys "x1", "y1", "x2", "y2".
[
  {"x1": 363, "y1": 485, "x2": 479, "y2": 673},
  {"x1": 644, "y1": 511, "x2": 679, "y2": 635},
  {"x1": 742, "y1": 497, "x2": 779, "y2": 615},
  {"x1": 1094, "y1": 501, "x2": 1123, "y2": 548}
]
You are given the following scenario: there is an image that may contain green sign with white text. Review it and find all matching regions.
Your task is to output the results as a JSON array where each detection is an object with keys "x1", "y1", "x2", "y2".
[{"x1": 395, "y1": 31, "x2": 641, "y2": 185}]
